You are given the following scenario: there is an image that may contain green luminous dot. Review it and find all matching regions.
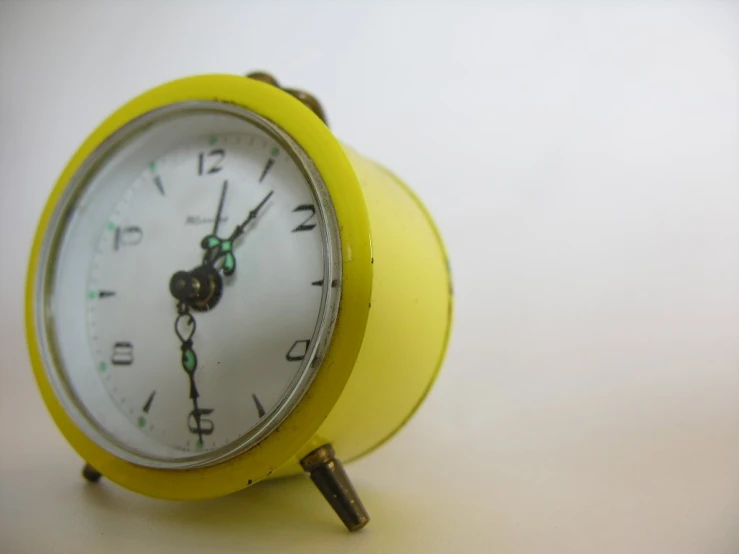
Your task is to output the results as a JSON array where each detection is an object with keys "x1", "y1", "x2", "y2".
[
  {"x1": 107, "y1": 221, "x2": 116, "y2": 230},
  {"x1": 209, "y1": 136, "x2": 217, "y2": 146},
  {"x1": 149, "y1": 161, "x2": 156, "y2": 172},
  {"x1": 138, "y1": 416, "x2": 146, "y2": 428},
  {"x1": 206, "y1": 236, "x2": 220, "y2": 248},
  {"x1": 88, "y1": 291, "x2": 96, "y2": 299},
  {"x1": 99, "y1": 362, "x2": 108, "y2": 373},
  {"x1": 271, "y1": 146, "x2": 280, "y2": 157},
  {"x1": 183, "y1": 350, "x2": 196, "y2": 372},
  {"x1": 196, "y1": 439, "x2": 204, "y2": 450},
  {"x1": 220, "y1": 240, "x2": 232, "y2": 252}
]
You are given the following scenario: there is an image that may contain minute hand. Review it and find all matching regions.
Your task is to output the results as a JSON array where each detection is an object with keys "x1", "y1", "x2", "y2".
[{"x1": 227, "y1": 190, "x2": 274, "y2": 242}]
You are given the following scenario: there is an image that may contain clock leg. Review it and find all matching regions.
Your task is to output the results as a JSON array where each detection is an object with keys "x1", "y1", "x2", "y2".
[
  {"x1": 300, "y1": 444, "x2": 370, "y2": 532},
  {"x1": 81, "y1": 463, "x2": 102, "y2": 483}
]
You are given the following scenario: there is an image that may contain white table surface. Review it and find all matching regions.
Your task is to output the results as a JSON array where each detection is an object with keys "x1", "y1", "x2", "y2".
[{"x1": 1, "y1": 2, "x2": 739, "y2": 553}]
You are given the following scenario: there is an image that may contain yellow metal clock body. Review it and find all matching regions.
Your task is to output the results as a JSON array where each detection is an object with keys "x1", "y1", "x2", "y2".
[{"x1": 25, "y1": 74, "x2": 452, "y2": 515}]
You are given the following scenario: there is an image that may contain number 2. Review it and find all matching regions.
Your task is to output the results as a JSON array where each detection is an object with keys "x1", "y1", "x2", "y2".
[{"x1": 292, "y1": 205, "x2": 316, "y2": 232}]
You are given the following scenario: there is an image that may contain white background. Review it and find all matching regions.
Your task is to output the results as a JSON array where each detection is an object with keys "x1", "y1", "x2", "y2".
[{"x1": 1, "y1": 1, "x2": 738, "y2": 553}]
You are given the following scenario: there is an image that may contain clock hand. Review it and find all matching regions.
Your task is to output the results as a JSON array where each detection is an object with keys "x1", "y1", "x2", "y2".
[
  {"x1": 174, "y1": 302, "x2": 204, "y2": 442},
  {"x1": 212, "y1": 180, "x2": 228, "y2": 236},
  {"x1": 188, "y1": 375, "x2": 205, "y2": 444},
  {"x1": 167, "y1": 182, "x2": 233, "y2": 312},
  {"x1": 167, "y1": 190, "x2": 275, "y2": 433},
  {"x1": 165, "y1": 189, "x2": 273, "y2": 446},
  {"x1": 227, "y1": 190, "x2": 274, "y2": 242},
  {"x1": 200, "y1": 190, "x2": 274, "y2": 276},
  {"x1": 199, "y1": 180, "x2": 228, "y2": 267}
]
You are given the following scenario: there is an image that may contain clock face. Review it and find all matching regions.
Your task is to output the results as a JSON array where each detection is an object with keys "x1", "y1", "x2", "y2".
[{"x1": 35, "y1": 103, "x2": 341, "y2": 468}]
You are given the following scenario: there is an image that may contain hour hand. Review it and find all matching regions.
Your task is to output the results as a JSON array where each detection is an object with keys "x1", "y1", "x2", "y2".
[
  {"x1": 228, "y1": 190, "x2": 274, "y2": 241},
  {"x1": 200, "y1": 190, "x2": 274, "y2": 276}
]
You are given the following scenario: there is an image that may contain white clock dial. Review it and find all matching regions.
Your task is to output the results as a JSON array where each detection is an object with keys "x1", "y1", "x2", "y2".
[{"x1": 36, "y1": 105, "x2": 341, "y2": 467}]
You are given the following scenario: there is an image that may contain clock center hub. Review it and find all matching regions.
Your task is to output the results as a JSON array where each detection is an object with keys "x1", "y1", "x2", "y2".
[{"x1": 169, "y1": 266, "x2": 223, "y2": 312}]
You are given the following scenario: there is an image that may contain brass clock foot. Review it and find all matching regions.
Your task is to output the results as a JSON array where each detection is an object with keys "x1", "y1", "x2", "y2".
[
  {"x1": 300, "y1": 444, "x2": 370, "y2": 532},
  {"x1": 82, "y1": 463, "x2": 102, "y2": 483}
]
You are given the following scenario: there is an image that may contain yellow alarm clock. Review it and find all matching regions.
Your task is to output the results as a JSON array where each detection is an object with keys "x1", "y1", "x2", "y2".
[{"x1": 25, "y1": 72, "x2": 453, "y2": 531}]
